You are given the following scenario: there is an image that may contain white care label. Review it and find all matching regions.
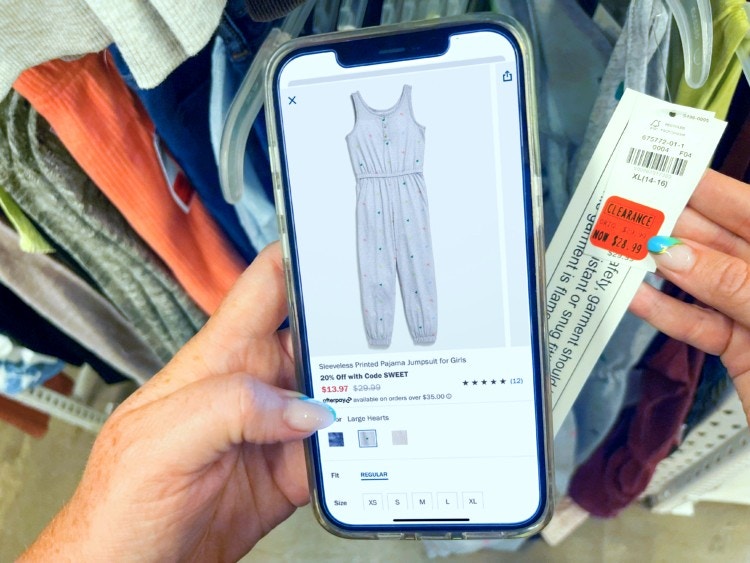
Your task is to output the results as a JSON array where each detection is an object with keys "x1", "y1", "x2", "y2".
[{"x1": 546, "y1": 89, "x2": 726, "y2": 435}]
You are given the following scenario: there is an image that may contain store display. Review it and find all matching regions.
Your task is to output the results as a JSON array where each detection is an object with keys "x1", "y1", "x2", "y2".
[{"x1": 0, "y1": 1, "x2": 749, "y2": 553}]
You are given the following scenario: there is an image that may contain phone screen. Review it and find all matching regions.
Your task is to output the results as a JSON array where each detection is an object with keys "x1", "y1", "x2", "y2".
[{"x1": 271, "y1": 21, "x2": 549, "y2": 535}]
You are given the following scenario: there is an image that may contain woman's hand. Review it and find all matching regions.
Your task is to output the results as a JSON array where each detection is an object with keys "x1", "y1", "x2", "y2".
[
  {"x1": 629, "y1": 169, "x2": 750, "y2": 424},
  {"x1": 22, "y1": 243, "x2": 334, "y2": 562}
]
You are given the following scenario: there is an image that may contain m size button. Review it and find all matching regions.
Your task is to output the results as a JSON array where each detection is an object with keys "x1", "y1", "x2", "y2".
[{"x1": 412, "y1": 493, "x2": 433, "y2": 510}]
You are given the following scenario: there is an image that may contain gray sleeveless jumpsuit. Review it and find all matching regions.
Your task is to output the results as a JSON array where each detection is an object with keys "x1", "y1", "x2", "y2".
[{"x1": 345, "y1": 85, "x2": 437, "y2": 346}]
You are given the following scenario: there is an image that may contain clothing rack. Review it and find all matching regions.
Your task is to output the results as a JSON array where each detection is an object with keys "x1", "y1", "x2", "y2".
[
  {"x1": 1, "y1": 0, "x2": 749, "y2": 532},
  {"x1": 0, "y1": 365, "x2": 111, "y2": 433},
  {"x1": 642, "y1": 392, "x2": 750, "y2": 514}
]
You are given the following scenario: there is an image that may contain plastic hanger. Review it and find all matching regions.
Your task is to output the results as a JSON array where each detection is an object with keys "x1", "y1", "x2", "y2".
[
  {"x1": 445, "y1": 0, "x2": 470, "y2": 16},
  {"x1": 398, "y1": 0, "x2": 468, "y2": 22},
  {"x1": 663, "y1": 0, "x2": 712, "y2": 89},
  {"x1": 337, "y1": 0, "x2": 368, "y2": 30},
  {"x1": 381, "y1": 0, "x2": 403, "y2": 24},
  {"x1": 399, "y1": 0, "x2": 418, "y2": 21},
  {"x1": 313, "y1": 0, "x2": 342, "y2": 33},
  {"x1": 418, "y1": 0, "x2": 447, "y2": 20},
  {"x1": 218, "y1": 1, "x2": 315, "y2": 204}
]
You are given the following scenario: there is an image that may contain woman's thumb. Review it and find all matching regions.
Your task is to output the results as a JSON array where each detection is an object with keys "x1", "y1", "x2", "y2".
[{"x1": 129, "y1": 373, "x2": 335, "y2": 469}]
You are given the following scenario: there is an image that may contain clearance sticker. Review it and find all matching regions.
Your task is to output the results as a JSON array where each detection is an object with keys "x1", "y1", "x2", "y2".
[{"x1": 589, "y1": 195, "x2": 664, "y2": 260}]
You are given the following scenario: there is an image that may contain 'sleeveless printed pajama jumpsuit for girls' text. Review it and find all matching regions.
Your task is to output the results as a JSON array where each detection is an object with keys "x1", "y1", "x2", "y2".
[{"x1": 346, "y1": 85, "x2": 437, "y2": 347}]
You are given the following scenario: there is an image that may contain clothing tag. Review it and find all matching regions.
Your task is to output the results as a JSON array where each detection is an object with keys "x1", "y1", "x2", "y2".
[
  {"x1": 585, "y1": 101, "x2": 723, "y2": 270},
  {"x1": 546, "y1": 89, "x2": 726, "y2": 435},
  {"x1": 153, "y1": 133, "x2": 194, "y2": 213}
]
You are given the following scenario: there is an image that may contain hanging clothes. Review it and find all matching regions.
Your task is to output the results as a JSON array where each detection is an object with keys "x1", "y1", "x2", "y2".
[
  {"x1": 242, "y1": 0, "x2": 308, "y2": 21},
  {"x1": 0, "y1": 184, "x2": 53, "y2": 254},
  {"x1": 0, "y1": 91, "x2": 208, "y2": 362},
  {"x1": 571, "y1": 0, "x2": 671, "y2": 186},
  {"x1": 669, "y1": 0, "x2": 750, "y2": 120},
  {"x1": 493, "y1": 0, "x2": 671, "y2": 466},
  {"x1": 210, "y1": 35, "x2": 279, "y2": 251},
  {"x1": 568, "y1": 334, "x2": 705, "y2": 517},
  {"x1": 0, "y1": 219, "x2": 164, "y2": 384},
  {"x1": 208, "y1": 1, "x2": 281, "y2": 250},
  {"x1": 518, "y1": 0, "x2": 613, "y2": 238},
  {"x1": 13, "y1": 54, "x2": 247, "y2": 314},
  {"x1": 0, "y1": 0, "x2": 227, "y2": 98},
  {"x1": 713, "y1": 77, "x2": 750, "y2": 182},
  {"x1": 0, "y1": 283, "x2": 128, "y2": 384},
  {"x1": 565, "y1": 0, "x2": 671, "y2": 463},
  {"x1": 109, "y1": 43, "x2": 258, "y2": 262}
]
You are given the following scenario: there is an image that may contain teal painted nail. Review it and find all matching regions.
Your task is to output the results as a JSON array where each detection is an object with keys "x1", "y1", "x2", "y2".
[
  {"x1": 648, "y1": 236, "x2": 682, "y2": 254},
  {"x1": 299, "y1": 395, "x2": 337, "y2": 420},
  {"x1": 284, "y1": 396, "x2": 336, "y2": 432}
]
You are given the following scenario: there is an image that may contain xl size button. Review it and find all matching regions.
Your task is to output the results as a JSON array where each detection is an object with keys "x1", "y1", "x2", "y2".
[{"x1": 462, "y1": 492, "x2": 484, "y2": 508}]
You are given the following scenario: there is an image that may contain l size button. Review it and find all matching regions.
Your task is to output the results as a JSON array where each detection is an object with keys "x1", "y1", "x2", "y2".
[{"x1": 437, "y1": 492, "x2": 458, "y2": 510}]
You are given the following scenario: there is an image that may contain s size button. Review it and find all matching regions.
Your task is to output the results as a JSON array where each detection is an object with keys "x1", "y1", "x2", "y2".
[{"x1": 388, "y1": 493, "x2": 408, "y2": 510}]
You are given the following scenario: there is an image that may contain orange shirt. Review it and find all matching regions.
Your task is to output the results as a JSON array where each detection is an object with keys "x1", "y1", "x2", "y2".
[{"x1": 14, "y1": 53, "x2": 245, "y2": 314}]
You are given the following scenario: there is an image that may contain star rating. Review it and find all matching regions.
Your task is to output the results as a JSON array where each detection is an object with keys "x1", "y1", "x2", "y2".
[{"x1": 461, "y1": 378, "x2": 503, "y2": 388}]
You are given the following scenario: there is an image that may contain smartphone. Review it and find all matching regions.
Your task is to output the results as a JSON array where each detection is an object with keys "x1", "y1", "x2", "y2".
[{"x1": 266, "y1": 14, "x2": 552, "y2": 539}]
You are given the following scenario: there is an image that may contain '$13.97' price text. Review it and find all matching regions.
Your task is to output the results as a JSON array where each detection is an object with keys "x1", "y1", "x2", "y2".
[
  {"x1": 320, "y1": 384, "x2": 383, "y2": 393},
  {"x1": 321, "y1": 385, "x2": 348, "y2": 393}
]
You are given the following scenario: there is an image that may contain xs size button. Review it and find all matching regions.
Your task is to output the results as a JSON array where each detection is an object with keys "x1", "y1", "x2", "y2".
[{"x1": 363, "y1": 494, "x2": 383, "y2": 510}]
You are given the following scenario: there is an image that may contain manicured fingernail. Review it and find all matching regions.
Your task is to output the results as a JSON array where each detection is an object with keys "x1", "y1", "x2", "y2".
[
  {"x1": 284, "y1": 396, "x2": 336, "y2": 432},
  {"x1": 647, "y1": 236, "x2": 681, "y2": 254},
  {"x1": 648, "y1": 236, "x2": 694, "y2": 272}
]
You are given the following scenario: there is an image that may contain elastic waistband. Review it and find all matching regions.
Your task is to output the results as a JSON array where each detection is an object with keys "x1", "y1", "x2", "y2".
[{"x1": 357, "y1": 169, "x2": 422, "y2": 180}]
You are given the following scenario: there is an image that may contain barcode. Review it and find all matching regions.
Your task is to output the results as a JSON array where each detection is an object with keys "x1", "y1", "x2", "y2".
[{"x1": 626, "y1": 147, "x2": 688, "y2": 176}]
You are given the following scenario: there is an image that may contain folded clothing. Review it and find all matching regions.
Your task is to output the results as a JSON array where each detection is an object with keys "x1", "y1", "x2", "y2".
[{"x1": 14, "y1": 54, "x2": 246, "y2": 314}]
